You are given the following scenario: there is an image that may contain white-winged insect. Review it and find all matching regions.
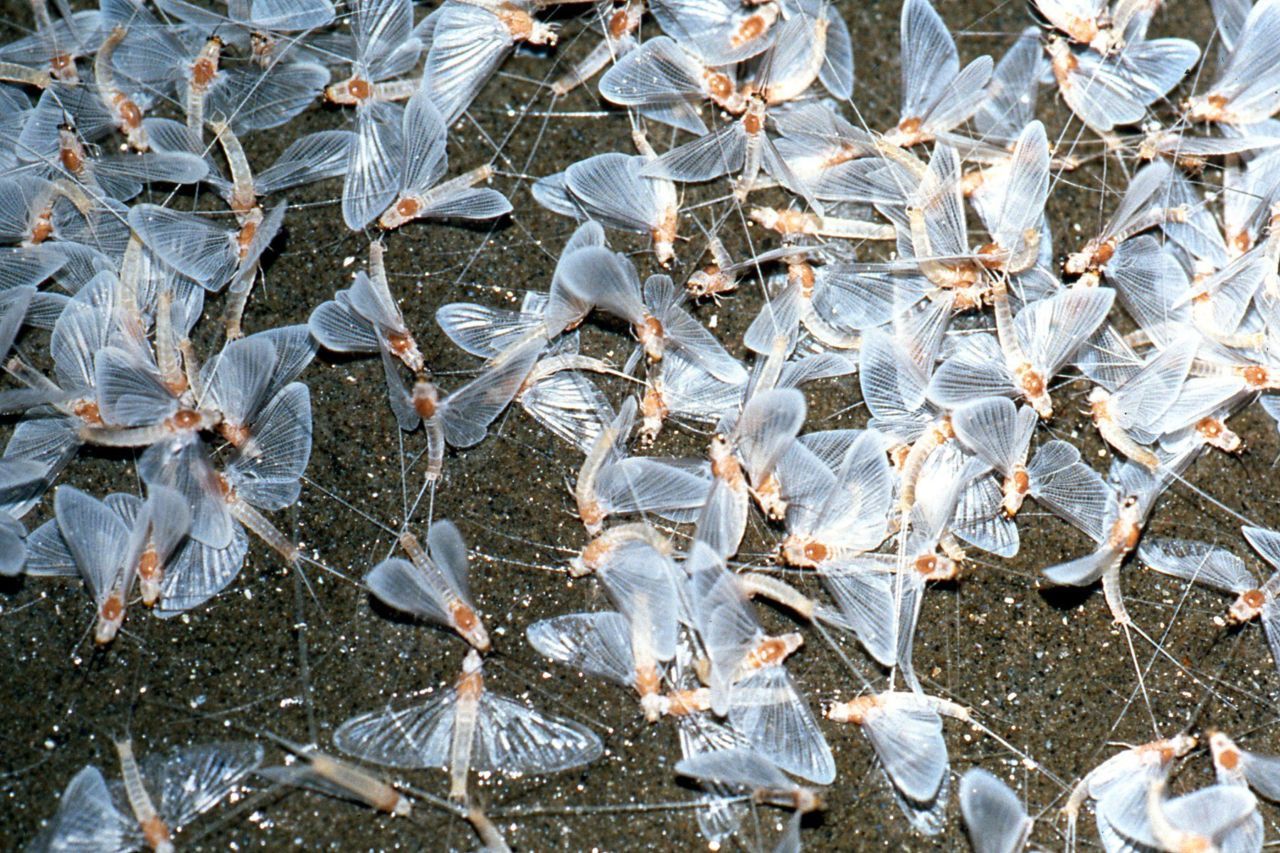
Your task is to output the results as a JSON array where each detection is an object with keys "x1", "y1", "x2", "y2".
[
  {"x1": 44, "y1": 484, "x2": 191, "y2": 644},
  {"x1": 598, "y1": 35, "x2": 746, "y2": 136},
  {"x1": 532, "y1": 138, "x2": 680, "y2": 264},
  {"x1": 47, "y1": 123, "x2": 208, "y2": 203},
  {"x1": 1084, "y1": 334, "x2": 1198, "y2": 470},
  {"x1": 366, "y1": 519, "x2": 490, "y2": 652},
  {"x1": 648, "y1": 0, "x2": 783, "y2": 67},
  {"x1": 826, "y1": 690, "x2": 971, "y2": 835},
  {"x1": 674, "y1": 748, "x2": 824, "y2": 852},
  {"x1": 959, "y1": 767, "x2": 1034, "y2": 853},
  {"x1": 638, "y1": 21, "x2": 826, "y2": 209},
  {"x1": 324, "y1": 0, "x2": 423, "y2": 229},
  {"x1": 692, "y1": 387, "x2": 804, "y2": 559},
  {"x1": 144, "y1": 118, "x2": 355, "y2": 210},
  {"x1": 0, "y1": 3, "x2": 96, "y2": 86},
  {"x1": 591, "y1": 530, "x2": 681, "y2": 663},
  {"x1": 416, "y1": 0, "x2": 556, "y2": 128},
  {"x1": 1184, "y1": 0, "x2": 1280, "y2": 126},
  {"x1": 376, "y1": 89, "x2": 510, "y2": 230},
  {"x1": 906, "y1": 122, "x2": 1050, "y2": 303},
  {"x1": 1044, "y1": 30, "x2": 1199, "y2": 135},
  {"x1": 434, "y1": 221, "x2": 606, "y2": 361},
  {"x1": 1061, "y1": 733, "x2": 1197, "y2": 850},
  {"x1": 383, "y1": 336, "x2": 544, "y2": 479},
  {"x1": 1041, "y1": 453, "x2": 1190, "y2": 625},
  {"x1": 690, "y1": 557, "x2": 803, "y2": 714},
  {"x1": 1138, "y1": 528, "x2": 1280, "y2": 674},
  {"x1": 309, "y1": 240, "x2": 422, "y2": 369},
  {"x1": 528, "y1": 610, "x2": 700, "y2": 722},
  {"x1": 574, "y1": 397, "x2": 710, "y2": 535},
  {"x1": 30, "y1": 739, "x2": 263, "y2": 853},
  {"x1": 951, "y1": 396, "x2": 1110, "y2": 523},
  {"x1": 928, "y1": 283, "x2": 1114, "y2": 419},
  {"x1": 1210, "y1": 731, "x2": 1280, "y2": 807},
  {"x1": 556, "y1": 243, "x2": 747, "y2": 382},
  {"x1": 126, "y1": 199, "x2": 286, "y2": 304},
  {"x1": 1206, "y1": 730, "x2": 1266, "y2": 853},
  {"x1": 777, "y1": 428, "x2": 894, "y2": 567},
  {"x1": 334, "y1": 649, "x2": 603, "y2": 803},
  {"x1": 1031, "y1": 0, "x2": 1156, "y2": 54},
  {"x1": 882, "y1": 0, "x2": 993, "y2": 148},
  {"x1": 1101, "y1": 777, "x2": 1258, "y2": 853}
]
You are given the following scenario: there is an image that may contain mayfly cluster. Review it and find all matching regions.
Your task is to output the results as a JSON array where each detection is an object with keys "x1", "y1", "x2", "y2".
[{"x1": 6, "y1": 0, "x2": 1280, "y2": 848}]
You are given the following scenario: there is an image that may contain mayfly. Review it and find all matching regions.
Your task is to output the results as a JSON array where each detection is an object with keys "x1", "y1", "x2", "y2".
[
  {"x1": 376, "y1": 89, "x2": 510, "y2": 230},
  {"x1": 827, "y1": 691, "x2": 971, "y2": 835},
  {"x1": 882, "y1": 0, "x2": 993, "y2": 148},
  {"x1": 383, "y1": 336, "x2": 544, "y2": 479},
  {"x1": 416, "y1": 0, "x2": 557, "y2": 127},
  {"x1": 639, "y1": 21, "x2": 826, "y2": 208},
  {"x1": 309, "y1": 240, "x2": 424, "y2": 375},
  {"x1": 675, "y1": 748, "x2": 824, "y2": 852},
  {"x1": 31, "y1": 738, "x2": 263, "y2": 853},
  {"x1": 533, "y1": 141, "x2": 680, "y2": 264},
  {"x1": 928, "y1": 284, "x2": 1114, "y2": 419},
  {"x1": 548, "y1": 0, "x2": 642, "y2": 96},
  {"x1": 1085, "y1": 335, "x2": 1198, "y2": 470},
  {"x1": 777, "y1": 428, "x2": 894, "y2": 567},
  {"x1": 1138, "y1": 528, "x2": 1280, "y2": 674},
  {"x1": 1062, "y1": 733, "x2": 1197, "y2": 850},
  {"x1": 696, "y1": 388, "x2": 805, "y2": 559},
  {"x1": 951, "y1": 396, "x2": 1110, "y2": 521},
  {"x1": 334, "y1": 649, "x2": 603, "y2": 803},
  {"x1": 1209, "y1": 730, "x2": 1280, "y2": 806},
  {"x1": 574, "y1": 397, "x2": 710, "y2": 535},
  {"x1": 1045, "y1": 31, "x2": 1199, "y2": 135},
  {"x1": 528, "y1": 610, "x2": 697, "y2": 722},
  {"x1": 46, "y1": 485, "x2": 191, "y2": 643},
  {"x1": 1041, "y1": 453, "x2": 1189, "y2": 625},
  {"x1": 1183, "y1": 0, "x2": 1280, "y2": 126},
  {"x1": 1102, "y1": 778, "x2": 1258, "y2": 853},
  {"x1": 557, "y1": 244, "x2": 746, "y2": 382},
  {"x1": 598, "y1": 35, "x2": 746, "y2": 136},
  {"x1": 366, "y1": 519, "x2": 490, "y2": 651},
  {"x1": 326, "y1": 0, "x2": 423, "y2": 229}
]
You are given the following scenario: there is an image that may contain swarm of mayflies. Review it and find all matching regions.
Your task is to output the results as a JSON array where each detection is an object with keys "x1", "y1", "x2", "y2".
[{"x1": 8, "y1": 0, "x2": 1280, "y2": 849}]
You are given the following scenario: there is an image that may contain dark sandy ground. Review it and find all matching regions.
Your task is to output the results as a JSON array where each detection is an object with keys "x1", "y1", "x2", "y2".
[{"x1": 6, "y1": 0, "x2": 1280, "y2": 850}]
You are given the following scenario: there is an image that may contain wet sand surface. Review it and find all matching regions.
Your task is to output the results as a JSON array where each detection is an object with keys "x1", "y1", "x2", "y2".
[{"x1": 5, "y1": 0, "x2": 1280, "y2": 850}]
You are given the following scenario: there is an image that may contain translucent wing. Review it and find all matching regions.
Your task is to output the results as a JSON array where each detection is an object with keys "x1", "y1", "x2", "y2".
[
  {"x1": 427, "y1": 519, "x2": 471, "y2": 598},
  {"x1": 861, "y1": 700, "x2": 947, "y2": 803},
  {"x1": 334, "y1": 694, "x2": 458, "y2": 769},
  {"x1": 1138, "y1": 538, "x2": 1256, "y2": 593},
  {"x1": 54, "y1": 485, "x2": 129, "y2": 600},
  {"x1": 146, "y1": 742, "x2": 263, "y2": 828},
  {"x1": 1015, "y1": 286, "x2": 1115, "y2": 378},
  {"x1": 951, "y1": 396, "x2": 1036, "y2": 474},
  {"x1": 526, "y1": 611, "x2": 636, "y2": 687},
  {"x1": 421, "y1": 4, "x2": 512, "y2": 126},
  {"x1": 899, "y1": 0, "x2": 959, "y2": 120},
  {"x1": 343, "y1": 100, "x2": 403, "y2": 230},
  {"x1": 127, "y1": 205, "x2": 238, "y2": 290},
  {"x1": 30, "y1": 765, "x2": 136, "y2": 853},
  {"x1": 155, "y1": 526, "x2": 249, "y2": 617},
  {"x1": 643, "y1": 122, "x2": 748, "y2": 183},
  {"x1": 472, "y1": 693, "x2": 603, "y2": 774},
  {"x1": 960, "y1": 768, "x2": 1032, "y2": 853},
  {"x1": 438, "y1": 338, "x2": 543, "y2": 448},
  {"x1": 365, "y1": 557, "x2": 453, "y2": 626},
  {"x1": 728, "y1": 665, "x2": 835, "y2": 785}
]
